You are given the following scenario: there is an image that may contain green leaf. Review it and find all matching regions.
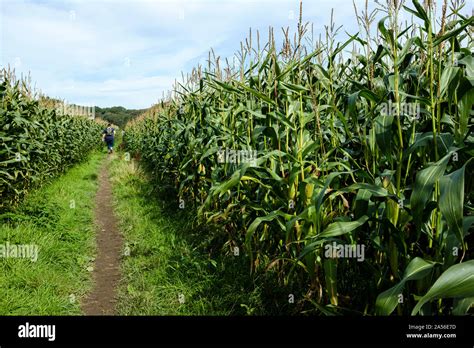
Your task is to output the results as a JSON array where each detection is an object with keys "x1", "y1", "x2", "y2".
[
  {"x1": 457, "y1": 55, "x2": 473, "y2": 79},
  {"x1": 319, "y1": 215, "x2": 369, "y2": 238},
  {"x1": 245, "y1": 210, "x2": 292, "y2": 264},
  {"x1": 280, "y1": 81, "x2": 309, "y2": 93},
  {"x1": 439, "y1": 67, "x2": 460, "y2": 99},
  {"x1": 412, "y1": 260, "x2": 474, "y2": 315},
  {"x1": 464, "y1": 216, "x2": 474, "y2": 236},
  {"x1": 410, "y1": 152, "x2": 452, "y2": 228},
  {"x1": 267, "y1": 111, "x2": 296, "y2": 130},
  {"x1": 403, "y1": 0, "x2": 429, "y2": 26},
  {"x1": 299, "y1": 238, "x2": 327, "y2": 259},
  {"x1": 374, "y1": 115, "x2": 394, "y2": 153},
  {"x1": 433, "y1": 16, "x2": 474, "y2": 46},
  {"x1": 199, "y1": 146, "x2": 219, "y2": 161},
  {"x1": 246, "y1": 211, "x2": 289, "y2": 242},
  {"x1": 214, "y1": 164, "x2": 250, "y2": 196},
  {"x1": 458, "y1": 87, "x2": 474, "y2": 140},
  {"x1": 376, "y1": 257, "x2": 436, "y2": 315},
  {"x1": 452, "y1": 297, "x2": 474, "y2": 315},
  {"x1": 211, "y1": 79, "x2": 241, "y2": 94},
  {"x1": 439, "y1": 161, "x2": 470, "y2": 244},
  {"x1": 330, "y1": 32, "x2": 359, "y2": 63},
  {"x1": 404, "y1": 132, "x2": 454, "y2": 159},
  {"x1": 342, "y1": 183, "x2": 391, "y2": 197},
  {"x1": 314, "y1": 171, "x2": 352, "y2": 211},
  {"x1": 378, "y1": 17, "x2": 394, "y2": 47},
  {"x1": 239, "y1": 82, "x2": 276, "y2": 106}
]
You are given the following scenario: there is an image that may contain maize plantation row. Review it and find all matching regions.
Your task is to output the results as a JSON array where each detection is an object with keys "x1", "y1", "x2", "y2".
[
  {"x1": 0, "y1": 68, "x2": 107, "y2": 212},
  {"x1": 125, "y1": 0, "x2": 474, "y2": 315}
]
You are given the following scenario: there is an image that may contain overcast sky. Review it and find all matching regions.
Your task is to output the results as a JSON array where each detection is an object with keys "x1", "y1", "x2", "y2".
[{"x1": 0, "y1": 0, "x2": 449, "y2": 109}]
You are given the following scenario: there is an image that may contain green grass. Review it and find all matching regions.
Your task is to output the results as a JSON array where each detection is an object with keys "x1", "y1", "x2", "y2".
[
  {"x1": 124, "y1": 0, "x2": 474, "y2": 315},
  {"x1": 0, "y1": 151, "x2": 103, "y2": 315},
  {"x1": 110, "y1": 153, "x2": 286, "y2": 315}
]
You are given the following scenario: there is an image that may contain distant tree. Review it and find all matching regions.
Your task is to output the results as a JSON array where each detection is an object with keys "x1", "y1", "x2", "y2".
[{"x1": 94, "y1": 106, "x2": 146, "y2": 128}]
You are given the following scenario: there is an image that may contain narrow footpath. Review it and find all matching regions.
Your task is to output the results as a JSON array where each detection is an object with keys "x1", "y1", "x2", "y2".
[{"x1": 82, "y1": 156, "x2": 123, "y2": 315}]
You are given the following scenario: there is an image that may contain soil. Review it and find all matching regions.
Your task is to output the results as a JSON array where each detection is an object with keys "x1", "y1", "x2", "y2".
[{"x1": 81, "y1": 156, "x2": 123, "y2": 315}]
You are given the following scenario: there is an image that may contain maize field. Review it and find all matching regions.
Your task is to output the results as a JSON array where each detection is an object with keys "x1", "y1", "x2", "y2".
[
  {"x1": 125, "y1": 0, "x2": 474, "y2": 315},
  {"x1": 0, "y1": 68, "x2": 106, "y2": 212}
]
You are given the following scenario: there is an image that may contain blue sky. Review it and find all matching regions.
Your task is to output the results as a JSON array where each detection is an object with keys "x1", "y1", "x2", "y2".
[{"x1": 0, "y1": 0, "x2": 449, "y2": 109}]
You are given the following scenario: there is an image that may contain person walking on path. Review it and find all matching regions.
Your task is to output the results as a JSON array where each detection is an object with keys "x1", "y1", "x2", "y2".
[{"x1": 102, "y1": 123, "x2": 115, "y2": 154}]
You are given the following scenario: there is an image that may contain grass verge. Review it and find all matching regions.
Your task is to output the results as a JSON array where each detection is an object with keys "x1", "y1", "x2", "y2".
[
  {"x1": 110, "y1": 153, "x2": 277, "y2": 315},
  {"x1": 0, "y1": 151, "x2": 103, "y2": 315}
]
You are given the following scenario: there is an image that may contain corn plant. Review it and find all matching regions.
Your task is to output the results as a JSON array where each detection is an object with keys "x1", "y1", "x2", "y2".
[
  {"x1": 126, "y1": 0, "x2": 473, "y2": 315},
  {"x1": 0, "y1": 68, "x2": 106, "y2": 212}
]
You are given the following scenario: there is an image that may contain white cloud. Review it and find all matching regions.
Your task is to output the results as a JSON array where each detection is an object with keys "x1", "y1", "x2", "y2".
[{"x1": 1, "y1": 0, "x2": 447, "y2": 109}]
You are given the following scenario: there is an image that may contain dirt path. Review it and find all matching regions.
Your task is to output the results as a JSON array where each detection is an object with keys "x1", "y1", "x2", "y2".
[{"x1": 82, "y1": 156, "x2": 123, "y2": 315}]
